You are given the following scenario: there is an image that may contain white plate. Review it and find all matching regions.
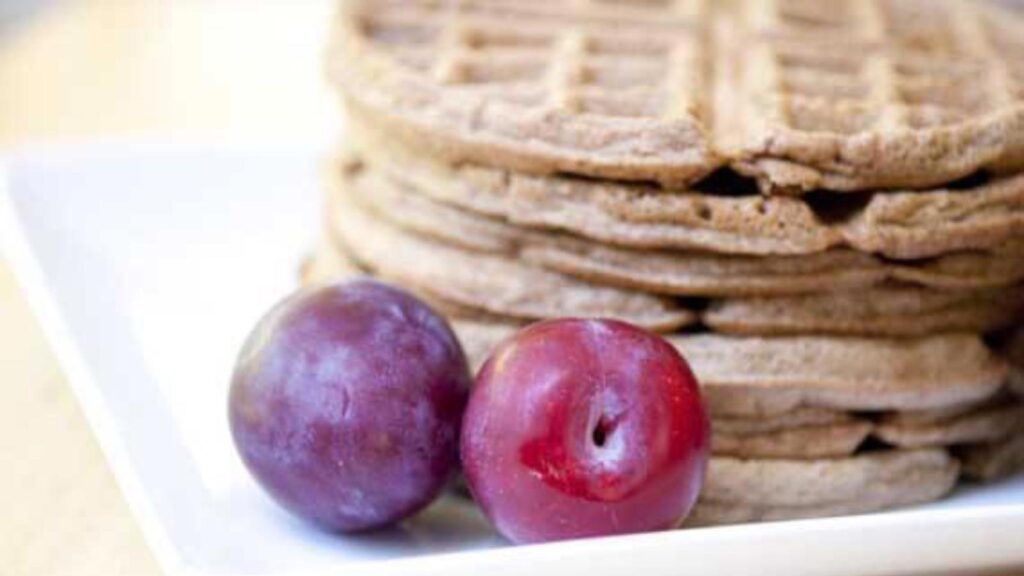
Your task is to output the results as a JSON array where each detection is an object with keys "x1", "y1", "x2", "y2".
[{"x1": 2, "y1": 143, "x2": 1023, "y2": 576}]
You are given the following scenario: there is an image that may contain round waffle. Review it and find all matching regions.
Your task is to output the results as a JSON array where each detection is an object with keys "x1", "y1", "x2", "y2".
[
  {"x1": 704, "y1": 285, "x2": 1024, "y2": 337},
  {"x1": 350, "y1": 118, "x2": 1024, "y2": 260},
  {"x1": 329, "y1": 174, "x2": 694, "y2": 332},
  {"x1": 700, "y1": 449, "x2": 958, "y2": 507},
  {"x1": 326, "y1": 167, "x2": 1023, "y2": 342},
  {"x1": 331, "y1": 0, "x2": 1024, "y2": 192},
  {"x1": 332, "y1": 156, "x2": 1024, "y2": 301},
  {"x1": 688, "y1": 449, "x2": 960, "y2": 525},
  {"x1": 726, "y1": 0, "x2": 1024, "y2": 193},
  {"x1": 876, "y1": 397, "x2": 1024, "y2": 448},
  {"x1": 330, "y1": 0, "x2": 720, "y2": 186},
  {"x1": 712, "y1": 421, "x2": 873, "y2": 459}
]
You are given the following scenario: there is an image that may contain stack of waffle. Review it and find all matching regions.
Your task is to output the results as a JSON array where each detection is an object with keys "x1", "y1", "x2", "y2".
[{"x1": 309, "y1": 0, "x2": 1024, "y2": 525}]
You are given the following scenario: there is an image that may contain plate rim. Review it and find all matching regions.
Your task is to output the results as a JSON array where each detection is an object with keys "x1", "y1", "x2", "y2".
[{"x1": 0, "y1": 155, "x2": 195, "y2": 575}]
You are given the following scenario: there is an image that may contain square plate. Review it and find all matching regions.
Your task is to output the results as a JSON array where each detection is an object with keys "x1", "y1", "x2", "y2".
[{"x1": 2, "y1": 143, "x2": 1023, "y2": 576}]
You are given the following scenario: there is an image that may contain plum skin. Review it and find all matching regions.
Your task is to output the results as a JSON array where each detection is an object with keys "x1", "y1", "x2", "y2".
[
  {"x1": 461, "y1": 318, "x2": 709, "y2": 544},
  {"x1": 229, "y1": 280, "x2": 470, "y2": 532}
]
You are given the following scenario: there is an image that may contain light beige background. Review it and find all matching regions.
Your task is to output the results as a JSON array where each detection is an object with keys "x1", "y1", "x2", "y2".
[
  {"x1": 1, "y1": 1, "x2": 332, "y2": 574},
  {"x1": 1, "y1": 1, "x2": 1023, "y2": 576}
]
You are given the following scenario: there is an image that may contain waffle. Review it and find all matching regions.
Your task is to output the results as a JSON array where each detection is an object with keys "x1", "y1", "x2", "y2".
[
  {"x1": 321, "y1": 1, "x2": 1024, "y2": 527},
  {"x1": 348, "y1": 120, "x2": 836, "y2": 256},
  {"x1": 673, "y1": 333, "x2": 1008, "y2": 415},
  {"x1": 712, "y1": 421, "x2": 873, "y2": 459},
  {"x1": 727, "y1": 0, "x2": 1024, "y2": 192},
  {"x1": 436, "y1": 316, "x2": 1015, "y2": 459},
  {"x1": 704, "y1": 285, "x2": 1024, "y2": 337},
  {"x1": 330, "y1": 171, "x2": 694, "y2": 331},
  {"x1": 526, "y1": 239, "x2": 1024, "y2": 295},
  {"x1": 332, "y1": 0, "x2": 1024, "y2": 192},
  {"x1": 842, "y1": 176, "x2": 1024, "y2": 259},
  {"x1": 350, "y1": 119, "x2": 1024, "y2": 260},
  {"x1": 452, "y1": 316, "x2": 1022, "y2": 461},
  {"x1": 424, "y1": 316, "x2": 1008, "y2": 416},
  {"x1": 334, "y1": 157, "x2": 1024, "y2": 300},
  {"x1": 303, "y1": 243, "x2": 1014, "y2": 417},
  {"x1": 460, "y1": 318, "x2": 1008, "y2": 418},
  {"x1": 713, "y1": 407, "x2": 851, "y2": 434},
  {"x1": 330, "y1": 0, "x2": 720, "y2": 186},
  {"x1": 299, "y1": 255, "x2": 1022, "y2": 501},
  {"x1": 688, "y1": 449, "x2": 959, "y2": 525},
  {"x1": 717, "y1": 399, "x2": 1024, "y2": 457},
  {"x1": 876, "y1": 397, "x2": 1024, "y2": 448},
  {"x1": 327, "y1": 170, "x2": 1023, "y2": 342},
  {"x1": 324, "y1": 232, "x2": 1023, "y2": 337},
  {"x1": 701, "y1": 448, "x2": 958, "y2": 507}
]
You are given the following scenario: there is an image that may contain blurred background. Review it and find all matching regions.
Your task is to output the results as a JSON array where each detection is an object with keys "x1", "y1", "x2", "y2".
[
  {"x1": 1, "y1": 1, "x2": 334, "y2": 574},
  {"x1": 0, "y1": 0, "x2": 337, "y2": 147}
]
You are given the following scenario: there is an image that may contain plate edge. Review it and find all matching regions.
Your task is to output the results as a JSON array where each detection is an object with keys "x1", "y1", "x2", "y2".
[{"x1": 0, "y1": 161, "x2": 197, "y2": 576}]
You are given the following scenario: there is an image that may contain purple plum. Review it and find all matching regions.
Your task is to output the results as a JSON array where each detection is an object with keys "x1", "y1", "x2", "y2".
[{"x1": 229, "y1": 280, "x2": 470, "y2": 532}]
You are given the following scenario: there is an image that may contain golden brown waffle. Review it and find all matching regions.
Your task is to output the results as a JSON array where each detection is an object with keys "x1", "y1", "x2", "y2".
[
  {"x1": 329, "y1": 0, "x2": 721, "y2": 186},
  {"x1": 728, "y1": 0, "x2": 1024, "y2": 192}
]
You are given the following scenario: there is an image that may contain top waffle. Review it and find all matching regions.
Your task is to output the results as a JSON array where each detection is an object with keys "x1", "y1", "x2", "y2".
[
  {"x1": 330, "y1": 0, "x2": 720, "y2": 186},
  {"x1": 728, "y1": 0, "x2": 1024, "y2": 193},
  {"x1": 329, "y1": 0, "x2": 1024, "y2": 192}
]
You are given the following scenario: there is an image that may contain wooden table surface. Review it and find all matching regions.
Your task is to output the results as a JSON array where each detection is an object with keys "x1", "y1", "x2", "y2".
[{"x1": 0, "y1": 1, "x2": 333, "y2": 574}]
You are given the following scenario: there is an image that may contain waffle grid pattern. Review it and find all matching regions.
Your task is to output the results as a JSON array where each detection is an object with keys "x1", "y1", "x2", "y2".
[
  {"x1": 333, "y1": 0, "x2": 721, "y2": 185},
  {"x1": 735, "y1": 0, "x2": 1024, "y2": 191},
  {"x1": 357, "y1": 1, "x2": 710, "y2": 122},
  {"x1": 750, "y1": 0, "x2": 1023, "y2": 132},
  {"x1": 334, "y1": 0, "x2": 1024, "y2": 191}
]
